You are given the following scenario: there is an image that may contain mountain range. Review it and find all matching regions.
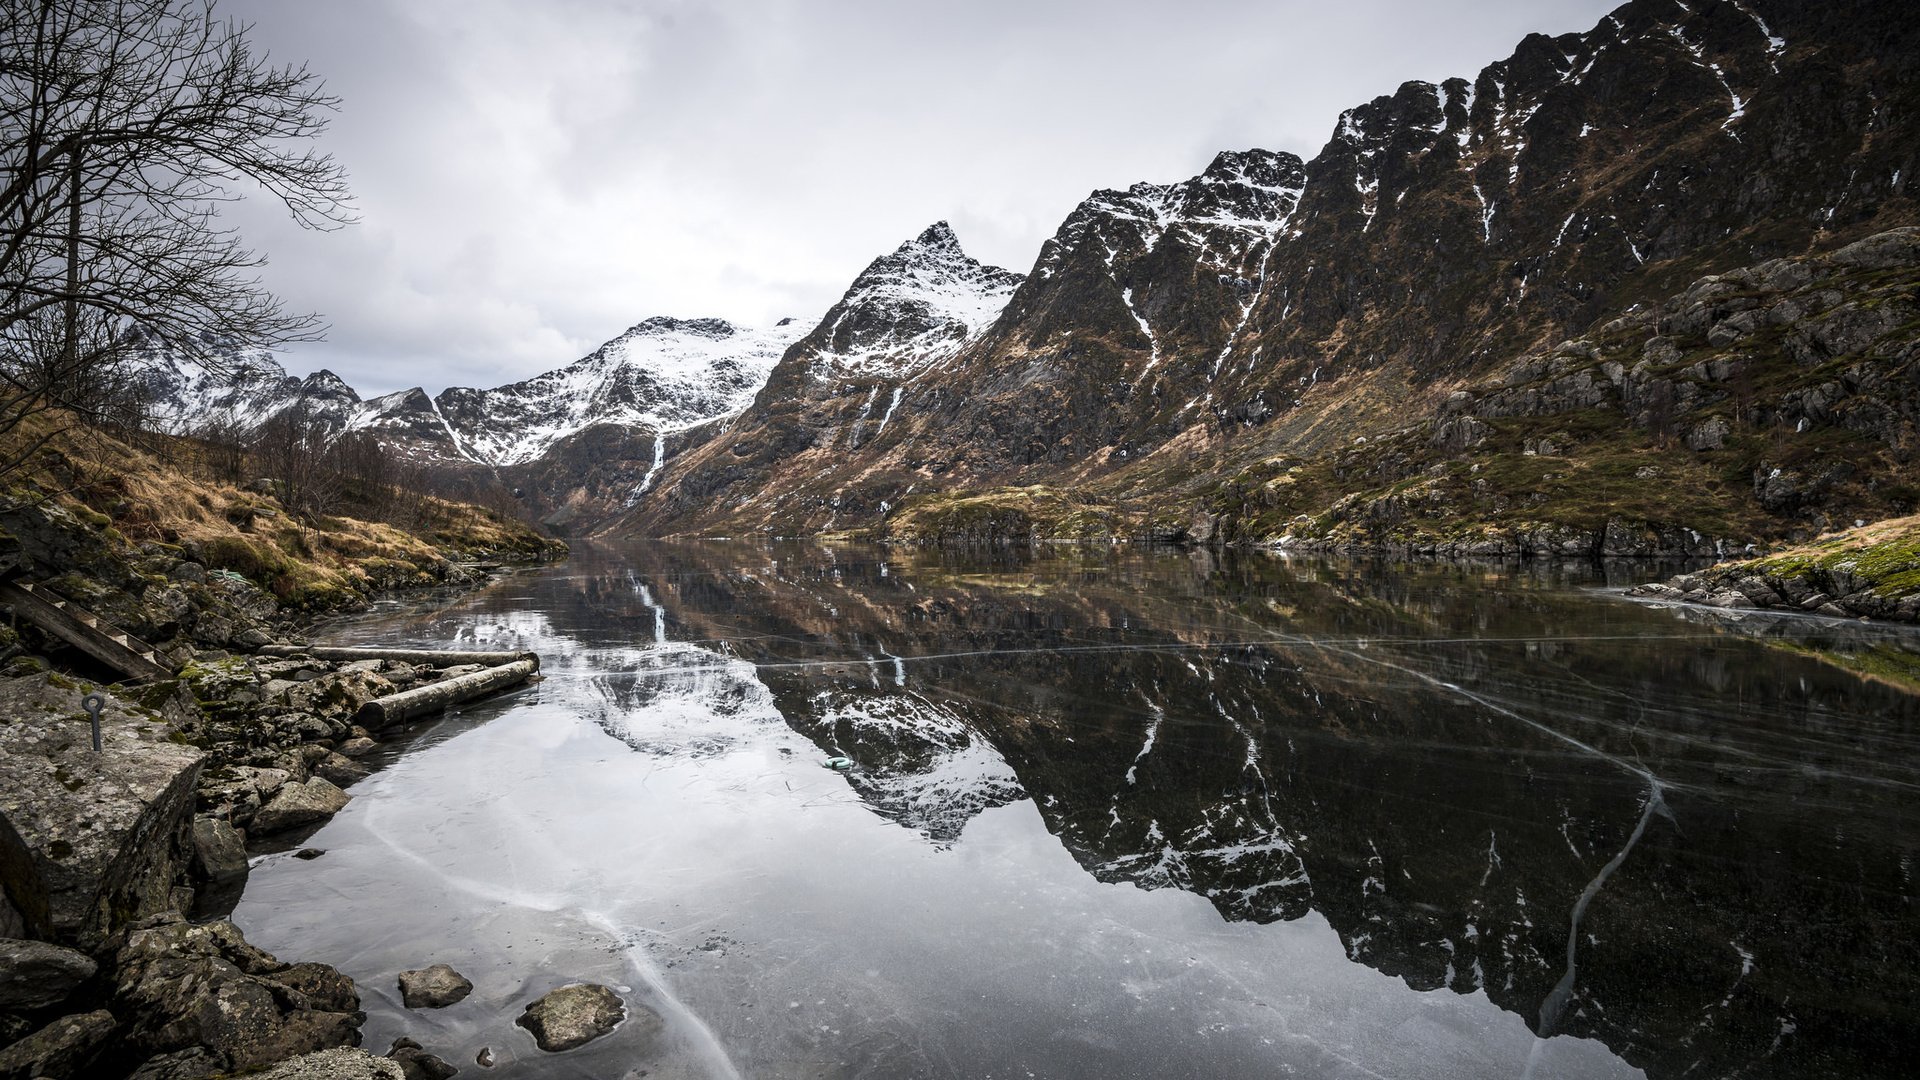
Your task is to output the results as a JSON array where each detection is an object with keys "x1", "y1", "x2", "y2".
[{"x1": 149, "y1": 0, "x2": 1920, "y2": 549}]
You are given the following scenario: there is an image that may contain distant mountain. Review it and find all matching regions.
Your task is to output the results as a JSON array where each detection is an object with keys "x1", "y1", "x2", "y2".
[
  {"x1": 434, "y1": 316, "x2": 806, "y2": 467},
  {"x1": 625, "y1": 221, "x2": 1024, "y2": 533}
]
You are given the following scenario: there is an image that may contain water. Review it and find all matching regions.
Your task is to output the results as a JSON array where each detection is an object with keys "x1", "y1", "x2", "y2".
[{"x1": 233, "y1": 541, "x2": 1920, "y2": 1079}]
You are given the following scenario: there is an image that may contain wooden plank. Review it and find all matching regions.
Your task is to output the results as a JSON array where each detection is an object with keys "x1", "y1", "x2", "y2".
[{"x1": 0, "y1": 580, "x2": 168, "y2": 682}]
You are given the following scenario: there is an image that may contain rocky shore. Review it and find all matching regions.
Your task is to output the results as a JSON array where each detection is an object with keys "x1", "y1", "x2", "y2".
[
  {"x1": 1628, "y1": 514, "x2": 1920, "y2": 624},
  {"x1": 0, "y1": 487, "x2": 567, "y2": 1078}
]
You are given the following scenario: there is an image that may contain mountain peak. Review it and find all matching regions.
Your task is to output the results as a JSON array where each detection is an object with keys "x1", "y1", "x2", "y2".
[{"x1": 799, "y1": 223, "x2": 1024, "y2": 379}]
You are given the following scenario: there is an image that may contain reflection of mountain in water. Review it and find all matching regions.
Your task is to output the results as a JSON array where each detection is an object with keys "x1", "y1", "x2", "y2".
[
  {"x1": 619, "y1": 542, "x2": 1920, "y2": 1080},
  {"x1": 795, "y1": 690, "x2": 1024, "y2": 845}
]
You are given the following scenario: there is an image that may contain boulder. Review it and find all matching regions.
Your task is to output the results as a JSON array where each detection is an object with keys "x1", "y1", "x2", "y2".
[
  {"x1": 388, "y1": 1037, "x2": 459, "y2": 1080},
  {"x1": 1829, "y1": 227, "x2": 1920, "y2": 271},
  {"x1": 0, "y1": 1008, "x2": 115, "y2": 1080},
  {"x1": 313, "y1": 753, "x2": 373, "y2": 788},
  {"x1": 515, "y1": 983, "x2": 628, "y2": 1052},
  {"x1": 335, "y1": 737, "x2": 379, "y2": 759},
  {"x1": 398, "y1": 963, "x2": 473, "y2": 1009},
  {"x1": 0, "y1": 937, "x2": 97, "y2": 1010},
  {"x1": 189, "y1": 816, "x2": 249, "y2": 884},
  {"x1": 0, "y1": 675, "x2": 204, "y2": 946},
  {"x1": 125, "y1": 1046, "x2": 225, "y2": 1079},
  {"x1": 252, "y1": 778, "x2": 352, "y2": 835},
  {"x1": 112, "y1": 915, "x2": 362, "y2": 1071}
]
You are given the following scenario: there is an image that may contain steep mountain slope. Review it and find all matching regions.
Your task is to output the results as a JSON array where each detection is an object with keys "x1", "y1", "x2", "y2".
[
  {"x1": 623, "y1": 0, "x2": 1920, "y2": 542},
  {"x1": 629, "y1": 223, "x2": 1024, "y2": 533}
]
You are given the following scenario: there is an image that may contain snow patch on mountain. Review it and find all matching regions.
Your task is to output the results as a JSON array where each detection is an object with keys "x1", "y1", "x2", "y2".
[
  {"x1": 435, "y1": 316, "x2": 808, "y2": 466},
  {"x1": 807, "y1": 222, "x2": 1023, "y2": 380}
]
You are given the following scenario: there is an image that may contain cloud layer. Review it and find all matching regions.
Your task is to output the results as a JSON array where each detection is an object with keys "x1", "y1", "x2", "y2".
[{"x1": 222, "y1": 0, "x2": 1617, "y2": 395}]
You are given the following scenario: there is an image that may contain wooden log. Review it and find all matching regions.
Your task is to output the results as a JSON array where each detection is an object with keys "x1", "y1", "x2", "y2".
[
  {"x1": 353, "y1": 659, "x2": 538, "y2": 729},
  {"x1": 256, "y1": 645, "x2": 538, "y2": 670}
]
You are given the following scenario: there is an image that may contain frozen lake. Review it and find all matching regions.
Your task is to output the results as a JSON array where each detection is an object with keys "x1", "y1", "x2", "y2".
[{"x1": 235, "y1": 541, "x2": 1920, "y2": 1078}]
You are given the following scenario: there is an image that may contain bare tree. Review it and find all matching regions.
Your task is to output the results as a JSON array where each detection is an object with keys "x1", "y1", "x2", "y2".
[{"x1": 0, "y1": 0, "x2": 352, "y2": 475}]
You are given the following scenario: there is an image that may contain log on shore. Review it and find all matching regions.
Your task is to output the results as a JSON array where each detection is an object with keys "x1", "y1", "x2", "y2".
[
  {"x1": 258, "y1": 645, "x2": 538, "y2": 670},
  {"x1": 353, "y1": 660, "x2": 539, "y2": 729}
]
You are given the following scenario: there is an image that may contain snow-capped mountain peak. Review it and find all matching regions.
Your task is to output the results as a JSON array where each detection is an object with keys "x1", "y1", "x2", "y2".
[
  {"x1": 431, "y1": 316, "x2": 810, "y2": 466},
  {"x1": 805, "y1": 221, "x2": 1024, "y2": 379}
]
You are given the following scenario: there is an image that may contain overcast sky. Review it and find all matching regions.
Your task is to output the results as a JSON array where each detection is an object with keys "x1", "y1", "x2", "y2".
[{"x1": 222, "y1": 0, "x2": 1619, "y2": 396}]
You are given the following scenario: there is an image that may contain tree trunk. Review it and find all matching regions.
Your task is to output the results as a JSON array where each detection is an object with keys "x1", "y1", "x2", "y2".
[
  {"x1": 255, "y1": 645, "x2": 538, "y2": 669},
  {"x1": 353, "y1": 659, "x2": 538, "y2": 729}
]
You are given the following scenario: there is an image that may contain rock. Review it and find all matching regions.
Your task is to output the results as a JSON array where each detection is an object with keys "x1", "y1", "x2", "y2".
[
  {"x1": 335, "y1": 736, "x2": 379, "y2": 759},
  {"x1": 313, "y1": 752, "x2": 373, "y2": 788},
  {"x1": 0, "y1": 938, "x2": 96, "y2": 1010},
  {"x1": 398, "y1": 964, "x2": 473, "y2": 1009},
  {"x1": 0, "y1": 675, "x2": 204, "y2": 946},
  {"x1": 475, "y1": 1046, "x2": 494, "y2": 1068},
  {"x1": 1686, "y1": 416, "x2": 1729, "y2": 451},
  {"x1": 388, "y1": 1038, "x2": 459, "y2": 1080},
  {"x1": 125, "y1": 1046, "x2": 225, "y2": 1080},
  {"x1": 293, "y1": 848, "x2": 326, "y2": 860},
  {"x1": 1829, "y1": 227, "x2": 1920, "y2": 271},
  {"x1": 112, "y1": 915, "x2": 362, "y2": 1071},
  {"x1": 252, "y1": 777, "x2": 352, "y2": 834},
  {"x1": 190, "y1": 816, "x2": 249, "y2": 884},
  {"x1": 0, "y1": 1009, "x2": 115, "y2": 1080},
  {"x1": 252, "y1": 1048, "x2": 406, "y2": 1080},
  {"x1": 515, "y1": 983, "x2": 627, "y2": 1052}
]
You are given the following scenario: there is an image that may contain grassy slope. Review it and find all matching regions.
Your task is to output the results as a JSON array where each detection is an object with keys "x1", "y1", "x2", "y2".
[{"x1": 4, "y1": 418, "x2": 563, "y2": 613}]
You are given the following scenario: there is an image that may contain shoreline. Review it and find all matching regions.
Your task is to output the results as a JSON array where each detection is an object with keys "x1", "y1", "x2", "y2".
[{"x1": 0, "y1": 550, "x2": 562, "y2": 1080}]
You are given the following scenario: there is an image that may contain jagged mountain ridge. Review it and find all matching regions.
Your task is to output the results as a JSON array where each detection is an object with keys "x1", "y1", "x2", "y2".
[
  {"x1": 622, "y1": 0, "x2": 1920, "y2": 539},
  {"x1": 141, "y1": 315, "x2": 812, "y2": 476}
]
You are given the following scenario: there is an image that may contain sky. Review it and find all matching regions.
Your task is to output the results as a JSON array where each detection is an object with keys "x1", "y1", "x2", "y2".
[{"x1": 221, "y1": 0, "x2": 1621, "y2": 397}]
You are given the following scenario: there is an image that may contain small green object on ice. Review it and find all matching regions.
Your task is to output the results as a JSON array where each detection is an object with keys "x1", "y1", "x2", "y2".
[{"x1": 824, "y1": 756, "x2": 854, "y2": 770}]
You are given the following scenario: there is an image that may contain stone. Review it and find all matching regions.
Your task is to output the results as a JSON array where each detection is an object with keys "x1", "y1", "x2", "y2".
[
  {"x1": 112, "y1": 915, "x2": 362, "y2": 1071},
  {"x1": 125, "y1": 1046, "x2": 225, "y2": 1080},
  {"x1": 475, "y1": 1046, "x2": 494, "y2": 1067},
  {"x1": 0, "y1": 675, "x2": 204, "y2": 946},
  {"x1": 0, "y1": 1009, "x2": 115, "y2": 1080},
  {"x1": 1828, "y1": 227, "x2": 1920, "y2": 271},
  {"x1": 515, "y1": 983, "x2": 628, "y2": 1052},
  {"x1": 0, "y1": 938, "x2": 96, "y2": 1009},
  {"x1": 1685, "y1": 417, "x2": 1730, "y2": 451},
  {"x1": 190, "y1": 816, "x2": 250, "y2": 884},
  {"x1": 252, "y1": 1048, "x2": 406, "y2": 1080},
  {"x1": 336, "y1": 736, "x2": 379, "y2": 759},
  {"x1": 388, "y1": 1038, "x2": 459, "y2": 1080},
  {"x1": 398, "y1": 964, "x2": 473, "y2": 1009},
  {"x1": 252, "y1": 778, "x2": 352, "y2": 834},
  {"x1": 313, "y1": 752, "x2": 373, "y2": 788}
]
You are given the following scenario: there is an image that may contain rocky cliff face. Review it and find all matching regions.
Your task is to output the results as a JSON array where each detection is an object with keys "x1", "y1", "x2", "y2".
[
  {"x1": 626, "y1": 223, "x2": 1024, "y2": 534},
  {"x1": 623, "y1": 0, "x2": 1920, "y2": 541}
]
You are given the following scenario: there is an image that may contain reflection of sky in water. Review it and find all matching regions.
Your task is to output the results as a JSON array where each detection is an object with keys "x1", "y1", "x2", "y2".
[{"x1": 241, "y1": 543, "x2": 1920, "y2": 1079}]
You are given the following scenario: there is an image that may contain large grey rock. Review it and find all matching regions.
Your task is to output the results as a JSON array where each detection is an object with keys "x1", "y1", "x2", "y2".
[
  {"x1": 252, "y1": 778, "x2": 352, "y2": 834},
  {"x1": 0, "y1": 1008, "x2": 115, "y2": 1080},
  {"x1": 253, "y1": 1048, "x2": 405, "y2": 1080},
  {"x1": 189, "y1": 816, "x2": 249, "y2": 884},
  {"x1": 125, "y1": 1046, "x2": 225, "y2": 1080},
  {"x1": 1829, "y1": 227, "x2": 1920, "y2": 271},
  {"x1": 0, "y1": 675, "x2": 204, "y2": 946},
  {"x1": 515, "y1": 983, "x2": 628, "y2": 1052},
  {"x1": 398, "y1": 963, "x2": 472, "y2": 1009},
  {"x1": 112, "y1": 914, "x2": 362, "y2": 1071},
  {"x1": 0, "y1": 937, "x2": 96, "y2": 1009}
]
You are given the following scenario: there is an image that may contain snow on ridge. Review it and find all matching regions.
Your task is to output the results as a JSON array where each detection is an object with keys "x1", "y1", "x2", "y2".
[
  {"x1": 444, "y1": 315, "x2": 812, "y2": 466},
  {"x1": 809, "y1": 221, "x2": 1024, "y2": 379}
]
